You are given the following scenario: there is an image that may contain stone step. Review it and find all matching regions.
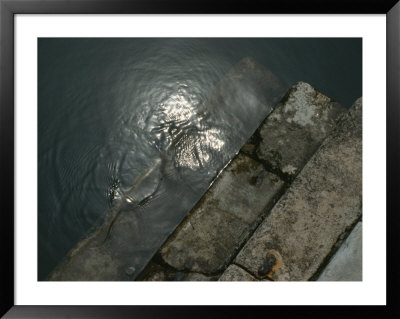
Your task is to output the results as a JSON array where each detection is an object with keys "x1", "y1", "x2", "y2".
[
  {"x1": 138, "y1": 82, "x2": 347, "y2": 281},
  {"x1": 241, "y1": 82, "x2": 345, "y2": 180},
  {"x1": 218, "y1": 264, "x2": 257, "y2": 281},
  {"x1": 231, "y1": 97, "x2": 362, "y2": 281}
]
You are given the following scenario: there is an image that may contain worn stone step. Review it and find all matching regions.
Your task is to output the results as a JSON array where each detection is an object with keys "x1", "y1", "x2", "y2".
[
  {"x1": 218, "y1": 264, "x2": 257, "y2": 281},
  {"x1": 159, "y1": 154, "x2": 284, "y2": 275},
  {"x1": 241, "y1": 81, "x2": 345, "y2": 180},
  {"x1": 232, "y1": 98, "x2": 362, "y2": 281},
  {"x1": 139, "y1": 82, "x2": 346, "y2": 280}
]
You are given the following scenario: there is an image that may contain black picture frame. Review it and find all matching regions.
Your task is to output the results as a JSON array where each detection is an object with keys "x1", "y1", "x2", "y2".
[{"x1": 1, "y1": 0, "x2": 398, "y2": 318}]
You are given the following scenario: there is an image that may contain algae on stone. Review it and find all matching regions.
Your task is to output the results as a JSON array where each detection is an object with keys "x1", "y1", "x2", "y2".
[
  {"x1": 159, "y1": 153, "x2": 284, "y2": 274},
  {"x1": 234, "y1": 98, "x2": 362, "y2": 281},
  {"x1": 245, "y1": 81, "x2": 346, "y2": 179}
]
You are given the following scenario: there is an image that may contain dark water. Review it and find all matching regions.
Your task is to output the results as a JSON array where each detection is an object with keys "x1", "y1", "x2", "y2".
[{"x1": 38, "y1": 38, "x2": 362, "y2": 280}]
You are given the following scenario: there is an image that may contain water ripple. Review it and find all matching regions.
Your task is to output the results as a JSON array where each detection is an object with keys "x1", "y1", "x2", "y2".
[{"x1": 38, "y1": 39, "x2": 286, "y2": 280}]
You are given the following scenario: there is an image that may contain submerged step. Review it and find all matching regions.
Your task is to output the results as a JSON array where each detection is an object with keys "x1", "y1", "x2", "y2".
[
  {"x1": 139, "y1": 82, "x2": 346, "y2": 280},
  {"x1": 48, "y1": 57, "x2": 285, "y2": 281},
  {"x1": 233, "y1": 98, "x2": 362, "y2": 281}
]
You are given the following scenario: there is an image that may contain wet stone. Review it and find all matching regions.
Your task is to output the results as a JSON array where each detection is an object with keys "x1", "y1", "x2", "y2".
[
  {"x1": 255, "y1": 82, "x2": 345, "y2": 178},
  {"x1": 234, "y1": 98, "x2": 362, "y2": 281},
  {"x1": 219, "y1": 264, "x2": 257, "y2": 281},
  {"x1": 47, "y1": 57, "x2": 285, "y2": 282},
  {"x1": 49, "y1": 243, "x2": 123, "y2": 281},
  {"x1": 159, "y1": 153, "x2": 284, "y2": 274},
  {"x1": 138, "y1": 262, "x2": 217, "y2": 281},
  {"x1": 125, "y1": 266, "x2": 136, "y2": 276},
  {"x1": 184, "y1": 273, "x2": 217, "y2": 281},
  {"x1": 209, "y1": 154, "x2": 285, "y2": 225},
  {"x1": 160, "y1": 201, "x2": 250, "y2": 274},
  {"x1": 317, "y1": 222, "x2": 362, "y2": 281},
  {"x1": 138, "y1": 263, "x2": 167, "y2": 281}
]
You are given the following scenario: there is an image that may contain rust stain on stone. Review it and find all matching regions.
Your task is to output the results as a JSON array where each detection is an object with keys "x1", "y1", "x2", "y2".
[{"x1": 257, "y1": 249, "x2": 285, "y2": 281}]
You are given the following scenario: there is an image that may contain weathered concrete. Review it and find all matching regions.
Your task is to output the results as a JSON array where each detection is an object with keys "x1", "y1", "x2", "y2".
[
  {"x1": 158, "y1": 153, "x2": 284, "y2": 274},
  {"x1": 139, "y1": 82, "x2": 348, "y2": 281},
  {"x1": 317, "y1": 222, "x2": 362, "y2": 281},
  {"x1": 137, "y1": 262, "x2": 217, "y2": 281},
  {"x1": 241, "y1": 82, "x2": 345, "y2": 179},
  {"x1": 219, "y1": 264, "x2": 257, "y2": 281},
  {"x1": 234, "y1": 98, "x2": 362, "y2": 281}
]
